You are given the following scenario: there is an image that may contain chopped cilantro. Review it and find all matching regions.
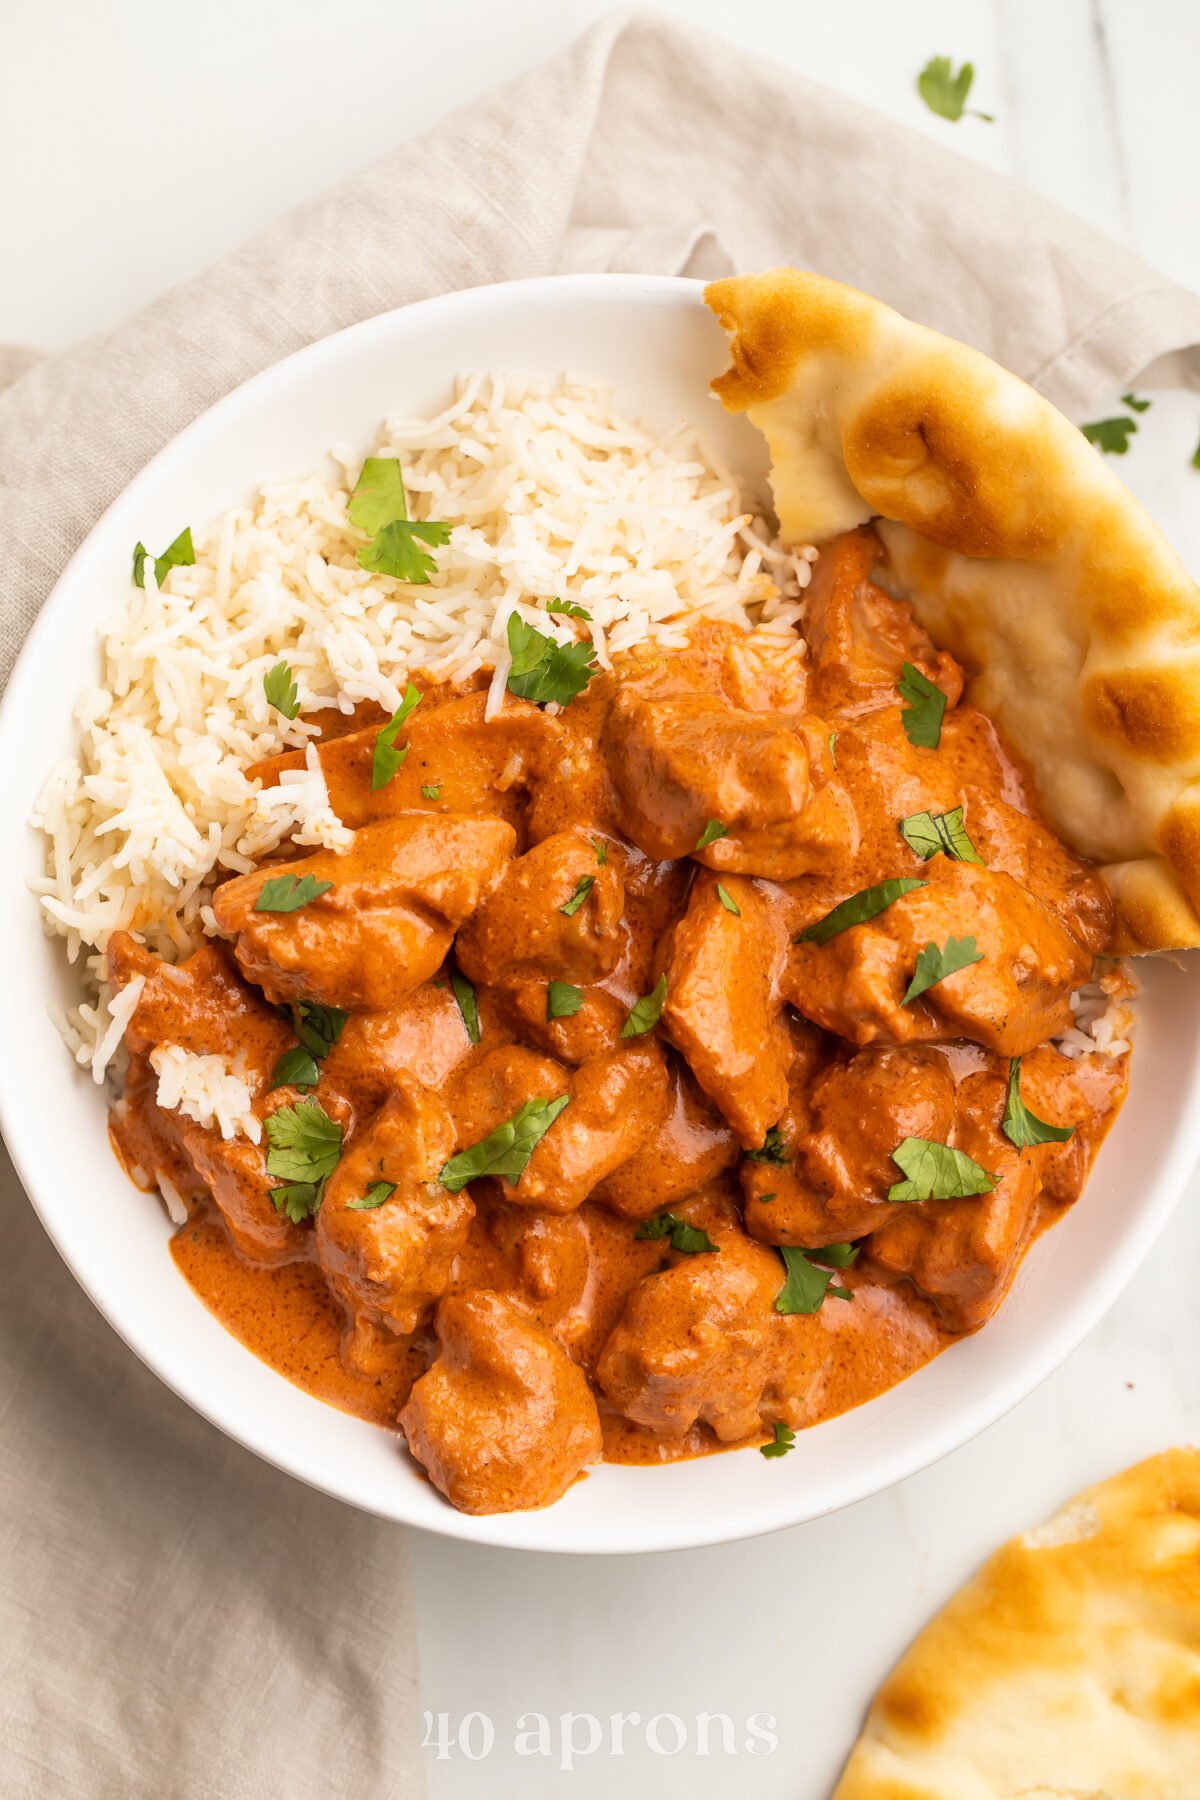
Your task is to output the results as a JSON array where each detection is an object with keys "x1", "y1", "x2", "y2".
[
  {"x1": 132, "y1": 526, "x2": 195, "y2": 590},
  {"x1": 346, "y1": 1181, "x2": 397, "y2": 1211},
  {"x1": 450, "y1": 970, "x2": 481, "y2": 1045},
  {"x1": 371, "y1": 682, "x2": 421, "y2": 790},
  {"x1": 1001, "y1": 1057, "x2": 1075, "y2": 1150},
  {"x1": 903, "y1": 935, "x2": 983, "y2": 1004},
  {"x1": 760, "y1": 1421, "x2": 795, "y2": 1458},
  {"x1": 621, "y1": 973, "x2": 667, "y2": 1038},
  {"x1": 695, "y1": 819, "x2": 728, "y2": 851},
  {"x1": 635, "y1": 1212, "x2": 719, "y2": 1255},
  {"x1": 505, "y1": 614, "x2": 597, "y2": 707},
  {"x1": 439, "y1": 1095, "x2": 570, "y2": 1193},
  {"x1": 716, "y1": 882, "x2": 741, "y2": 916},
  {"x1": 547, "y1": 981, "x2": 584, "y2": 1021},
  {"x1": 888, "y1": 1135, "x2": 996, "y2": 1203},
  {"x1": 1082, "y1": 417, "x2": 1137, "y2": 455},
  {"x1": 348, "y1": 458, "x2": 450, "y2": 584},
  {"x1": 897, "y1": 661, "x2": 947, "y2": 749},
  {"x1": 254, "y1": 873, "x2": 333, "y2": 913},
  {"x1": 795, "y1": 879, "x2": 925, "y2": 945},
  {"x1": 898, "y1": 805, "x2": 985, "y2": 865},
  {"x1": 560, "y1": 875, "x2": 595, "y2": 917},
  {"x1": 917, "y1": 56, "x2": 994, "y2": 122},
  {"x1": 262, "y1": 660, "x2": 300, "y2": 720}
]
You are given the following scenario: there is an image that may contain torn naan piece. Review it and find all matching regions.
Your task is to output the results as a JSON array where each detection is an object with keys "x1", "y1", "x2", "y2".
[
  {"x1": 705, "y1": 268, "x2": 1200, "y2": 951},
  {"x1": 832, "y1": 1450, "x2": 1200, "y2": 1799}
]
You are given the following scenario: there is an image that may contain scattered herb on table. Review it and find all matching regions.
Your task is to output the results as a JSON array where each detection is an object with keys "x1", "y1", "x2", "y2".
[
  {"x1": 621, "y1": 973, "x2": 667, "y2": 1038},
  {"x1": 1122, "y1": 393, "x2": 1152, "y2": 413},
  {"x1": 795, "y1": 879, "x2": 925, "y2": 945},
  {"x1": 254, "y1": 872, "x2": 333, "y2": 913},
  {"x1": 1082, "y1": 417, "x2": 1138, "y2": 455},
  {"x1": 897, "y1": 661, "x2": 947, "y2": 749},
  {"x1": 348, "y1": 457, "x2": 451, "y2": 583},
  {"x1": 635, "y1": 1212, "x2": 719, "y2": 1255},
  {"x1": 902, "y1": 935, "x2": 983, "y2": 1005},
  {"x1": 132, "y1": 526, "x2": 195, "y2": 590},
  {"x1": 917, "y1": 56, "x2": 994, "y2": 123},
  {"x1": 263, "y1": 659, "x2": 300, "y2": 720},
  {"x1": 439, "y1": 1096, "x2": 570, "y2": 1193},
  {"x1": 888, "y1": 1135, "x2": 996, "y2": 1203},
  {"x1": 372, "y1": 682, "x2": 422, "y2": 790},
  {"x1": 1001, "y1": 1057, "x2": 1075, "y2": 1150}
]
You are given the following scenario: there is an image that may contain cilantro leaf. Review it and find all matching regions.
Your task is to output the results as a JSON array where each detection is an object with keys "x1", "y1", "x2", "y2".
[
  {"x1": 265, "y1": 1100, "x2": 343, "y2": 1195},
  {"x1": 1082, "y1": 417, "x2": 1137, "y2": 455},
  {"x1": 346, "y1": 1181, "x2": 397, "y2": 1211},
  {"x1": 813, "y1": 1242, "x2": 859, "y2": 1269},
  {"x1": 1001, "y1": 1057, "x2": 1075, "y2": 1150},
  {"x1": 546, "y1": 599, "x2": 591, "y2": 620},
  {"x1": 421, "y1": 783, "x2": 441, "y2": 801},
  {"x1": 268, "y1": 1047, "x2": 321, "y2": 1092},
  {"x1": 348, "y1": 458, "x2": 450, "y2": 584},
  {"x1": 760, "y1": 1421, "x2": 795, "y2": 1459},
  {"x1": 291, "y1": 1001, "x2": 348, "y2": 1061},
  {"x1": 263, "y1": 660, "x2": 300, "y2": 720},
  {"x1": 547, "y1": 981, "x2": 584, "y2": 1021},
  {"x1": 716, "y1": 882, "x2": 741, "y2": 916},
  {"x1": 695, "y1": 819, "x2": 728, "y2": 851},
  {"x1": 747, "y1": 1126, "x2": 789, "y2": 1166},
  {"x1": 621, "y1": 973, "x2": 667, "y2": 1039},
  {"x1": 371, "y1": 682, "x2": 421, "y2": 790},
  {"x1": 559, "y1": 875, "x2": 595, "y2": 917},
  {"x1": 795, "y1": 878, "x2": 926, "y2": 945},
  {"x1": 902, "y1": 935, "x2": 983, "y2": 1005},
  {"x1": 897, "y1": 662, "x2": 947, "y2": 749},
  {"x1": 635, "y1": 1212, "x2": 719, "y2": 1255},
  {"x1": 888, "y1": 1135, "x2": 996, "y2": 1203},
  {"x1": 450, "y1": 971, "x2": 481, "y2": 1045},
  {"x1": 132, "y1": 526, "x2": 195, "y2": 590},
  {"x1": 439, "y1": 1095, "x2": 570, "y2": 1193},
  {"x1": 917, "y1": 56, "x2": 993, "y2": 123},
  {"x1": 592, "y1": 838, "x2": 609, "y2": 866},
  {"x1": 269, "y1": 1181, "x2": 325, "y2": 1224},
  {"x1": 254, "y1": 873, "x2": 334, "y2": 913},
  {"x1": 1192, "y1": 433, "x2": 1200, "y2": 473},
  {"x1": 775, "y1": 1246, "x2": 837, "y2": 1314},
  {"x1": 828, "y1": 731, "x2": 838, "y2": 769},
  {"x1": 898, "y1": 805, "x2": 985, "y2": 865},
  {"x1": 1122, "y1": 392, "x2": 1152, "y2": 413},
  {"x1": 505, "y1": 615, "x2": 598, "y2": 707}
]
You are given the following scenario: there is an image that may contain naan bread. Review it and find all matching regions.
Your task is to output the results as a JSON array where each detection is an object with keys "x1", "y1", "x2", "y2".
[
  {"x1": 705, "y1": 269, "x2": 1200, "y2": 951},
  {"x1": 832, "y1": 1450, "x2": 1200, "y2": 1798}
]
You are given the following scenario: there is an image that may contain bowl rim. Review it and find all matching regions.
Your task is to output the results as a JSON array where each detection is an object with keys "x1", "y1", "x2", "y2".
[{"x1": 3, "y1": 269, "x2": 1198, "y2": 1554}]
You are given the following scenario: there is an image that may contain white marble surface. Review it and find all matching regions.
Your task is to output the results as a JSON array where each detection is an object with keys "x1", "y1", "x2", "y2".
[{"x1": 7, "y1": 3, "x2": 1199, "y2": 1796}]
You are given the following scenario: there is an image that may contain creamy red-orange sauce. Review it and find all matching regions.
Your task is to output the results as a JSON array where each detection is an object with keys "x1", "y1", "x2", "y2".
[{"x1": 108, "y1": 526, "x2": 1129, "y2": 1512}]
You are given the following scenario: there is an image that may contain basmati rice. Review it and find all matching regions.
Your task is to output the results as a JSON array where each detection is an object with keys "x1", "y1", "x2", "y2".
[
  {"x1": 148, "y1": 1044, "x2": 261, "y2": 1145},
  {"x1": 33, "y1": 372, "x2": 815, "y2": 1081}
]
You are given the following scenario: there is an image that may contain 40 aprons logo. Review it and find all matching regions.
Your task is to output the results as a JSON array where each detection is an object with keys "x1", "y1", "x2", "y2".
[{"x1": 422, "y1": 1710, "x2": 780, "y2": 1768}]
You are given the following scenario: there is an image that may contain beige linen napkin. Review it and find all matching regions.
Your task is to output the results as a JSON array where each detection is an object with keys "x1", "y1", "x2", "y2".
[{"x1": 3, "y1": 12, "x2": 1199, "y2": 1798}]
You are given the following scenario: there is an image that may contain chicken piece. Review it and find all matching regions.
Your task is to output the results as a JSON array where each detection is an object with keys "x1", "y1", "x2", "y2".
[
  {"x1": 604, "y1": 672, "x2": 848, "y2": 879},
  {"x1": 743, "y1": 1046, "x2": 958, "y2": 1248},
  {"x1": 661, "y1": 872, "x2": 791, "y2": 1148},
  {"x1": 108, "y1": 933, "x2": 302, "y2": 1263},
  {"x1": 454, "y1": 826, "x2": 624, "y2": 988},
  {"x1": 212, "y1": 813, "x2": 515, "y2": 1011},
  {"x1": 803, "y1": 527, "x2": 963, "y2": 717},
  {"x1": 400, "y1": 1289, "x2": 603, "y2": 1513},
  {"x1": 596, "y1": 1221, "x2": 818, "y2": 1441},
  {"x1": 591, "y1": 1059, "x2": 738, "y2": 1219},
  {"x1": 316, "y1": 1075, "x2": 466, "y2": 1343},
  {"x1": 320, "y1": 978, "x2": 483, "y2": 1114},
  {"x1": 448, "y1": 1041, "x2": 670, "y2": 1214},
  {"x1": 492, "y1": 982, "x2": 628, "y2": 1066},
  {"x1": 1016, "y1": 1042, "x2": 1128, "y2": 1205},
  {"x1": 786, "y1": 858, "x2": 1093, "y2": 1060},
  {"x1": 249, "y1": 690, "x2": 558, "y2": 833},
  {"x1": 866, "y1": 1068, "x2": 1043, "y2": 1332}
]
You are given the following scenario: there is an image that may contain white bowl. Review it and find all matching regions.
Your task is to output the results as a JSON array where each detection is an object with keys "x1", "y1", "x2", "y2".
[{"x1": 1, "y1": 273, "x2": 1197, "y2": 1554}]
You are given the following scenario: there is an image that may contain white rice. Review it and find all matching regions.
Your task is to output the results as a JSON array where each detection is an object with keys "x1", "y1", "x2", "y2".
[
  {"x1": 1052, "y1": 971, "x2": 1136, "y2": 1061},
  {"x1": 148, "y1": 1045, "x2": 261, "y2": 1145},
  {"x1": 33, "y1": 371, "x2": 814, "y2": 1093}
]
